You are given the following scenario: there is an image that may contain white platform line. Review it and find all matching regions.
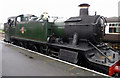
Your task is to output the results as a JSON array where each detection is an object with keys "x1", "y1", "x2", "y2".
[{"x1": 1, "y1": 41, "x2": 110, "y2": 77}]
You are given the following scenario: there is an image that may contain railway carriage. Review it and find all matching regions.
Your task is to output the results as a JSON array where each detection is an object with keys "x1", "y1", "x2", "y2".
[{"x1": 104, "y1": 17, "x2": 120, "y2": 51}]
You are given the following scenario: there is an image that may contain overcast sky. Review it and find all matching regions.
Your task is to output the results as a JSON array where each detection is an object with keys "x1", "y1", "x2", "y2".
[{"x1": 0, "y1": 0, "x2": 120, "y2": 23}]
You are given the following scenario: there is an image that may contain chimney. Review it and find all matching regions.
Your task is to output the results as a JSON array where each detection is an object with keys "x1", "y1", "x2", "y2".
[{"x1": 78, "y1": 3, "x2": 90, "y2": 16}]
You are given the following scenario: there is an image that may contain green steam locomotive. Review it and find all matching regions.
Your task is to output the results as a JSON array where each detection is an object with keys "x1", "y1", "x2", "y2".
[{"x1": 4, "y1": 4, "x2": 120, "y2": 77}]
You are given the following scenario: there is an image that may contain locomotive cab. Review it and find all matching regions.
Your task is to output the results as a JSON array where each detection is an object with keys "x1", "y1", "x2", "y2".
[{"x1": 4, "y1": 17, "x2": 16, "y2": 42}]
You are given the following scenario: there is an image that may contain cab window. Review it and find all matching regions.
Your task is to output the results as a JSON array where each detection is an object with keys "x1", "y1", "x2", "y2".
[
  {"x1": 8, "y1": 18, "x2": 15, "y2": 27},
  {"x1": 17, "y1": 17, "x2": 22, "y2": 22}
]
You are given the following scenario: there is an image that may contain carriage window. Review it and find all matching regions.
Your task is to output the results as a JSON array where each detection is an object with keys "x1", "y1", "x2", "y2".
[
  {"x1": 114, "y1": 28, "x2": 116, "y2": 33},
  {"x1": 109, "y1": 24, "x2": 111, "y2": 26},
  {"x1": 109, "y1": 28, "x2": 112, "y2": 33},
  {"x1": 109, "y1": 28, "x2": 119, "y2": 33},
  {"x1": 116, "y1": 28, "x2": 119, "y2": 32},
  {"x1": 119, "y1": 24, "x2": 120, "y2": 26},
  {"x1": 112, "y1": 24, "x2": 115, "y2": 26}
]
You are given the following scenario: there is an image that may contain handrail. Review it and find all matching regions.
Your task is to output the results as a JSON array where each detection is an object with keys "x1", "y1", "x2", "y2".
[{"x1": 88, "y1": 41, "x2": 114, "y2": 63}]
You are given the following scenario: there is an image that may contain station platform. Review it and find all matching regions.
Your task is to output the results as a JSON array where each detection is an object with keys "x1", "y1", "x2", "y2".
[{"x1": 1, "y1": 34, "x2": 108, "y2": 77}]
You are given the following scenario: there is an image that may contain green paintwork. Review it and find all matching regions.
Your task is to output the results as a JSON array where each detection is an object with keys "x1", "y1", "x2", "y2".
[
  {"x1": 14, "y1": 21, "x2": 65, "y2": 42},
  {"x1": 4, "y1": 23, "x2": 10, "y2": 41},
  {"x1": 14, "y1": 21, "x2": 49, "y2": 42},
  {"x1": 53, "y1": 22, "x2": 65, "y2": 38},
  {"x1": 5, "y1": 16, "x2": 65, "y2": 42}
]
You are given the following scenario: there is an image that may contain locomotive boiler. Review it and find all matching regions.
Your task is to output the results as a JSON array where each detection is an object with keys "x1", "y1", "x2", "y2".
[{"x1": 4, "y1": 4, "x2": 120, "y2": 77}]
